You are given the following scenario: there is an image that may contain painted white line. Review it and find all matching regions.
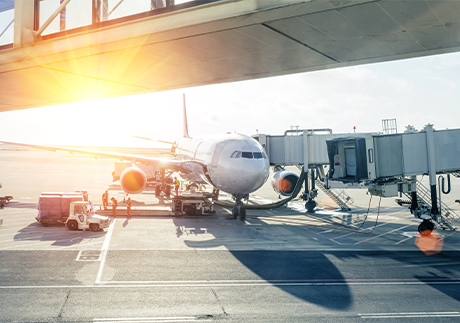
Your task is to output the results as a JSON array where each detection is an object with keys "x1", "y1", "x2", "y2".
[
  {"x1": 94, "y1": 317, "x2": 199, "y2": 321},
  {"x1": 402, "y1": 262, "x2": 460, "y2": 268},
  {"x1": 3, "y1": 280, "x2": 460, "y2": 289},
  {"x1": 94, "y1": 320, "x2": 209, "y2": 323},
  {"x1": 361, "y1": 314, "x2": 460, "y2": 319},
  {"x1": 95, "y1": 218, "x2": 116, "y2": 284},
  {"x1": 54, "y1": 240, "x2": 104, "y2": 250},
  {"x1": 359, "y1": 311, "x2": 460, "y2": 319},
  {"x1": 359, "y1": 312, "x2": 460, "y2": 316},
  {"x1": 75, "y1": 250, "x2": 83, "y2": 261},
  {"x1": 354, "y1": 224, "x2": 413, "y2": 245}
]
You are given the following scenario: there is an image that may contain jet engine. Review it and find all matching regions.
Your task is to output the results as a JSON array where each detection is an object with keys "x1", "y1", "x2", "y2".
[
  {"x1": 120, "y1": 166, "x2": 147, "y2": 194},
  {"x1": 271, "y1": 169, "x2": 299, "y2": 196}
]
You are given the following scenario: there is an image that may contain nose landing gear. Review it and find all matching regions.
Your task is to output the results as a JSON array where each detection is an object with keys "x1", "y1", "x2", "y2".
[{"x1": 228, "y1": 194, "x2": 248, "y2": 221}]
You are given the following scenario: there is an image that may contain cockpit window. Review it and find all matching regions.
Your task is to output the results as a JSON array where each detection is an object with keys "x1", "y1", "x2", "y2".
[
  {"x1": 232, "y1": 150, "x2": 266, "y2": 159},
  {"x1": 230, "y1": 150, "x2": 241, "y2": 158}
]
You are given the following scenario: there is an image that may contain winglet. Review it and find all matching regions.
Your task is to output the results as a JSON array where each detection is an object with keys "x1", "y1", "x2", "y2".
[{"x1": 183, "y1": 93, "x2": 190, "y2": 138}]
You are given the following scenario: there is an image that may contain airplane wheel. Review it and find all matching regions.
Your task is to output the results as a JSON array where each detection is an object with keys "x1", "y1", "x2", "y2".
[
  {"x1": 230, "y1": 208, "x2": 238, "y2": 220},
  {"x1": 239, "y1": 208, "x2": 246, "y2": 221},
  {"x1": 67, "y1": 220, "x2": 78, "y2": 231},
  {"x1": 418, "y1": 220, "x2": 434, "y2": 236}
]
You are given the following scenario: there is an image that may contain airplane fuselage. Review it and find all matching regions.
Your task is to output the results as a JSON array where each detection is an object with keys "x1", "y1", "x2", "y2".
[{"x1": 175, "y1": 133, "x2": 270, "y2": 196}]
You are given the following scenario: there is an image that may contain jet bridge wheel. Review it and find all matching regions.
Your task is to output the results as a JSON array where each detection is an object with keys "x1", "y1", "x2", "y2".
[
  {"x1": 305, "y1": 200, "x2": 317, "y2": 213},
  {"x1": 418, "y1": 219, "x2": 434, "y2": 236}
]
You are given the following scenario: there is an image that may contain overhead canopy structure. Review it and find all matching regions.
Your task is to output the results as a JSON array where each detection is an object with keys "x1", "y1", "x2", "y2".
[{"x1": 1, "y1": 0, "x2": 460, "y2": 112}]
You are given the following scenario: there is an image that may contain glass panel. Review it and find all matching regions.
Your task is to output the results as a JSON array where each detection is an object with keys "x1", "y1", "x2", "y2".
[
  {"x1": 40, "y1": 0, "x2": 92, "y2": 35},
  {"x1": 40, "y1": 0, "x2": 60, "y2": 35},
  {"x1": 253, "y1": 152, "x2": 263, "y2": 159},
  {"x1": 230, "y1": 150, "x2": 239, "y2": 158},
  {"x1": 36, "y1": 0, "x2": 225, "y2": 38},
  {"x1": 0, "y1": 1, "x2": 14, "y2": 46},
  {"x1": 107, "y1": 0, "x2": 152, "y2": 20},
  {"x1": 242, "y1": 152, "x2": 253, "y2": 159},
  {"x1": 65, "y1": 0, "x2": 92, "y2": 30}
]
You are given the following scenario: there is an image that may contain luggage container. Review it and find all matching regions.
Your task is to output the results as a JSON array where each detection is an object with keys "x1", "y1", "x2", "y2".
[{"x1": 36, "y1": 192, "x2": 85, "y2": 226}]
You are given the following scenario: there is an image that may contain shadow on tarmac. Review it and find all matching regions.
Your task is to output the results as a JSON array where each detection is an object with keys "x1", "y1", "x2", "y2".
[
  {"x1": 173, "y1": 217, "x2": 353, "y2": 310},
  {"x1": 2, "y1": 201, "x2": 38, "y2": 209},
  {"x1": 13, "y1": 222, "x2": 107, "y2": 247},
  {"x1": 172, "y1": 217, "x2": 460, "y2": 310}
]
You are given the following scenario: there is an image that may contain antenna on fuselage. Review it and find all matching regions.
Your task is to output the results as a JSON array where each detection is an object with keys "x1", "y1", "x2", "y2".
[{"x1": 183, "y1": 93, "x2": 190, "y2": 138}]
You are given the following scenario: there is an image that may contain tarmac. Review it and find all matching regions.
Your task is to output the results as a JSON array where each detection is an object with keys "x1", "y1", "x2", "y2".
[
  {"x1": 1, "y1": 148, "x2": 460, "y2": 322},
  {"x1": 1, "y1": 149, "x2": 460, "y2": 252}
]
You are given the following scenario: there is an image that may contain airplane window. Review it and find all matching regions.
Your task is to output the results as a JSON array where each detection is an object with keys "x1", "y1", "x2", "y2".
[
  {"x1": 262, "y1": 151, "x2": 268, "y2": 159},
  {"x1": 253, "y1": 152, "x2": 263, "y2": 159},
  {"x1": 242, "y1": 152, "x2": 253, "y2": 159},
  {"x1": 230, "y1": 151, "x2": 241, "y2": 158}
]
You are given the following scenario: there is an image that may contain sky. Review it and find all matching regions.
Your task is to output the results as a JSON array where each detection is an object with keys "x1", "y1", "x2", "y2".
[{"x1": 1, "y1": 50, "x2": 460, "y2": 148}]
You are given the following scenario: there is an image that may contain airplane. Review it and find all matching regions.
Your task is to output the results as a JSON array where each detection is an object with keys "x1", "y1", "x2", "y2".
[{"x1": 0, "y1": 94, "x2": 271, "y2": 220}]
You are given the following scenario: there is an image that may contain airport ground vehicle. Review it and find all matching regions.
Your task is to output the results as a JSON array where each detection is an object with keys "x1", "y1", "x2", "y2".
[
  {"x1": 172, "y1": 191, "x2": 215, "y2": 216},
  {"x1": 65, "y1": 201, "x2": 110, "y2": 231},
  {"x1": 36, "y1": 191, "x2": 86, "y2": 226},
  {"x1": 0, "y1": 195, "x2": 13, "y2": 209},
  {"x1": 0, "y1": 182, "x2": 13, "y2": 209}
]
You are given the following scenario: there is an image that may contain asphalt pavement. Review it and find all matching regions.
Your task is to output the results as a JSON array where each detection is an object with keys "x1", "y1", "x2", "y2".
[{"x1": 1, "y1": 149, "x2": 460, "y2": 322}]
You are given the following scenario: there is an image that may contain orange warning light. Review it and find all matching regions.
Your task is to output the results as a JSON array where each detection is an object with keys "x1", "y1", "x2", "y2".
[{"x1": 415, "y1": 230, "x2": 444, "y2": 256}]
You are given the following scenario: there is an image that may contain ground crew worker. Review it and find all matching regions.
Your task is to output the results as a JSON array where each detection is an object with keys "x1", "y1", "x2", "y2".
[
  {"x1": 102, "y1": 190, "x2": 108, "y2": 210},
  {"x1": 126, "y1": 197, "x2": 132, "y2": 220},
  {"x1": 174, "y1": 177, "x2": 180, "y2": 196},
  {"x1": 111, "y1": 197, "x2": 118, "y2": 218}
]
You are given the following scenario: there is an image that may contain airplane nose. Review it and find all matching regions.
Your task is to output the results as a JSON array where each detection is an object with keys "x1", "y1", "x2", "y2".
[{"x1": 239, "y1": 159, "x2": 270, "y2": 193}]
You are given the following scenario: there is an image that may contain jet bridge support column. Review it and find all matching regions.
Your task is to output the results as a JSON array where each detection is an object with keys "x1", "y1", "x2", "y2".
[
  {"x1": 303, "y1": 131, "x2": 309, "y2": 195},
  {"x1": 425, "y1": 124, "x2": 439, "y2": 215},
  {"x1": 302, "y1": 132, "x2": 318, "y2": 212},
  {"x1": 409, "y1": 176, "x2": 418, "y2": 213}
]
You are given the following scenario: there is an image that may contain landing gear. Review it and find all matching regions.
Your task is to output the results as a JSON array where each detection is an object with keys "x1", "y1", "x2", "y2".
[
  {"x1": 228, "y1": 194, "x2": 248, "y2": 221},
  {"x1": 418, "y1": 219, "x2": 434, "y2": 236}
]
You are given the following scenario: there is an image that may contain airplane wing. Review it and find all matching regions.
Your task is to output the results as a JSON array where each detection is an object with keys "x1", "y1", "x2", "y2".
[
  {"x1": 132, "y1": 135, "x2": 175, "y2": 145},
  {"x1": 0, "y1": 141, "x2": 193, "y2": 173}
]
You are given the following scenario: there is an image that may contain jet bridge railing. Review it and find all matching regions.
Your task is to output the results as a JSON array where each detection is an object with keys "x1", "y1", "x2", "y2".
[{"x1": 402, "y1": 180, "x2": 459, "y2": 231}]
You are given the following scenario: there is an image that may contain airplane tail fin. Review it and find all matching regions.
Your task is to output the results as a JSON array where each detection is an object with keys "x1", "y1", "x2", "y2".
[{"x1": 183, "y1": 93, "x2": 190, "y2": 138}]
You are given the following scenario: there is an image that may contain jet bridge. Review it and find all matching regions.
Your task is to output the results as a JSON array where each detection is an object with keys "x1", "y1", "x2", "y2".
[
  {"x1": 253, "y1": 129, "x2": 375, "y2": 212},
  {"x1": 325, "y1": 124, "x2": 460, "y2": 234}
]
